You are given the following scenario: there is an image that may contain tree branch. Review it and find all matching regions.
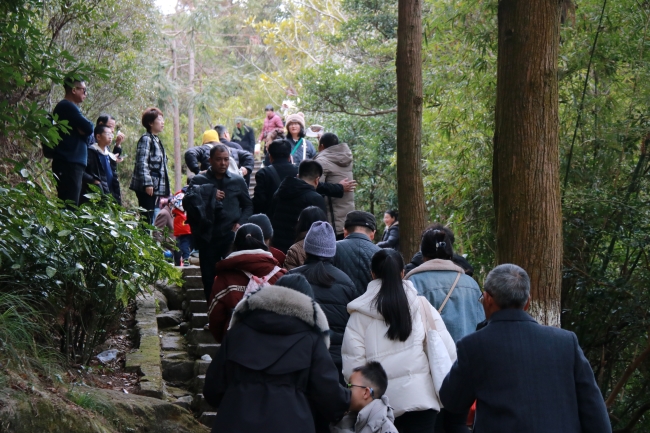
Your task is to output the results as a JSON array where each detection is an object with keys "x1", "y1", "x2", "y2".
[
  {"x1": 606, "y1": 340, "x2": 650, "y2": 408},
  {"x1": 613, "y1": 402, "x2": 650, "y2": 433}
]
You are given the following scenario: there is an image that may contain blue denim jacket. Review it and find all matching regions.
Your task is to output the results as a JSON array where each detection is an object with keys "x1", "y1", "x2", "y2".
[{"x1": 406, "y1": 259, "x2": 485, "y2": 343}]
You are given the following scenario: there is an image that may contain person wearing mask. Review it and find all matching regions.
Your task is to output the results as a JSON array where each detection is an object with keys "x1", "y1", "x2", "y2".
[
  {"x1": 207, "y1": 223, "x2": 287, "y2": 343},
  {"x1": 404, "y1": 223, "x2": 474, "y2": 276},
  {"x1": 203, "y1": 273, "x2": 351, "y2": 433},
  {"x1": 81, "y1": 124, "x2": 121, "y2": 205},
  {"x1": 248, "y1": 213, "x2": 286, "y2": 267},
  {"x1": 314, "y1": 133, "x2": 354, "y2": 239},
  {"x1": 253, "y1": 139, "x2": 353, "y2": 216},
  {"x1": 231, "y1": 118, "x2": 256, "y2": 154},
  {"x1": 405, "y1": 227, "x2": 484, "y2": 433},
  {"x1": 342, "y1": 249, "x2": 455, "y2": 433},
  {"x1": 268, "y1": 160, "x2": 327, "y2": 253},
  {"x1": 51, "y1": 75, "x2": 94, "y2": 206},
  {"x1": 332, "y1": 211, "x2": 380, "y2": 295},
  {"x1": 284, "y1": 206, "x2": 328, "y2": 270},
  {"x1": 288, "y1": 221, "x2": 359, "y2": 386},
  {"x1": 440, "y1": 264, "x2": 611, "y2": 433},
  {"x1": 187, "y1": 144, "x2": 254, "y2": 300},
  {"x1": 377, "y1": 210, "x2": 399, "y2": 251},
  {"x1": 129, "y1": 107, "x2": 170, "y2": 224}
]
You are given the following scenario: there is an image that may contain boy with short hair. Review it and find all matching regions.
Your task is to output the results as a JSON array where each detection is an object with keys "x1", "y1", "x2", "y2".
[{"x1": 331, "y1": 361, "x2": 397, "y2": 433}]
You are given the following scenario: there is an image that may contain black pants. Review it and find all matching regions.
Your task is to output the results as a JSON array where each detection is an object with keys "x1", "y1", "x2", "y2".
[
  {"x1": 52, "y1": 159, "x2": 85, "y2": 207},
  {"x1": 135, "y1": 190, "x2": 157, "y2": 225},
  {"x1": 394, "y1": 409, "x2": 438, "y2": 433},
  {"x1": 199, "y1": 231, "x2": 236, "y2": 300},
  {"x1": 434, "y1": 408, "x2": 469, "y2": 433}
]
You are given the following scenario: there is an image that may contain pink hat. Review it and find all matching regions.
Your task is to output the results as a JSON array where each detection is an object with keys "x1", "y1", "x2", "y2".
[{"x1": 285, "y1": 112, "x2": 305, "y2": 129}]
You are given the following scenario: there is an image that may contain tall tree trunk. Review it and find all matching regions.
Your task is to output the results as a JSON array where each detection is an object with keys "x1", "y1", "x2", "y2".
[
  {"x1": 172, "y1": 39, "x2": 182, "y2": 193},
  {"x1": 187, "y1": 42, "x2": 195, "y2": 155},
  {"x1": 493, "y1": 0, "x2": 562, "y2": 326},
  {"x1": 395, "y1": 0, "x2": 426, "y2": 260}
]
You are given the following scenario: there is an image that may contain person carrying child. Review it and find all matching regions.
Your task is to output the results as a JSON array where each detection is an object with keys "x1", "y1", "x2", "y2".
[{"x1": 331, "y1": 362, "x2": 397, "y2": 433}]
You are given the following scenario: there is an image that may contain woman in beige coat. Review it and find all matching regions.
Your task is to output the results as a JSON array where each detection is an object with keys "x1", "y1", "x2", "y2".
[
  {"x1": 342, "y1": 249, "x2": 455, "y2": 433},
  {"x1": 313, "y1": 133, "x2": 354, "y2": 240}
]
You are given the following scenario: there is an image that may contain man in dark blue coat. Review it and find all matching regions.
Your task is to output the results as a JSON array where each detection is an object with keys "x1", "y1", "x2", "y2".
[
  {"x1": 52, "y1": 76, "x2": 94, "y2": 206},
  {"x1": 332, "y1": 211, "x2": 380, "y2": 295},
  {"x1": 440, "y1": 264, "x2": 611, "y2": 433}
]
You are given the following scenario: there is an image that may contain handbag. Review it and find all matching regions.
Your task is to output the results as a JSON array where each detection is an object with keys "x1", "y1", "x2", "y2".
[{"x1": 418, "y1": 296, "x2": 454, "y2": 400}]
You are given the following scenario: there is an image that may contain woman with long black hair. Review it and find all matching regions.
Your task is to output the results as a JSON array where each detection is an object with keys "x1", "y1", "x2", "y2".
[{"x1": 342, "y1": 249, "x2": 455, "y2": 433}]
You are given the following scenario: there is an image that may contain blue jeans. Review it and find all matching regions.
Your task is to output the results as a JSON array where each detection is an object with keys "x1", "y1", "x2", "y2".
[{"x1": 177, "y1": 234, "x2": 192, "y2": 260}]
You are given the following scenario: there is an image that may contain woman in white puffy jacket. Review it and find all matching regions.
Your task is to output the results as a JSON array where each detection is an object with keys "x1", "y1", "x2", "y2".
[{"x1": 342, "y1": 249, "x2": 456, "y2": 433}]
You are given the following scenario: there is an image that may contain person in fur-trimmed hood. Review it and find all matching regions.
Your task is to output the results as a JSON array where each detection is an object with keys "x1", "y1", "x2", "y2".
[
  {"x1": 203, "y1": 274, "x2": 351, "y2": 433},
  {"x1": 207, "y1": 223, "x2": 287, "y2": 343}
]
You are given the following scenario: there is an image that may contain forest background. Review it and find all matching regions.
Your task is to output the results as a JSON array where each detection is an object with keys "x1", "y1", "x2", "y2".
[{"x1": 2, "y1": 0, "x2": 650, "y2": 430}]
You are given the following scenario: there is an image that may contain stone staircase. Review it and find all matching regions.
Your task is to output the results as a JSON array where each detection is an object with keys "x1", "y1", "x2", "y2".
[{"x1": 248, "y1": 159, "x2": 263, "y2": 197}]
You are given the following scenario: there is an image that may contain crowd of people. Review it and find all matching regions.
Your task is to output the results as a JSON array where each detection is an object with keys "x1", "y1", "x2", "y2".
[{"x1": 49, "y1": 76, "x2": 612, "y2": 433}]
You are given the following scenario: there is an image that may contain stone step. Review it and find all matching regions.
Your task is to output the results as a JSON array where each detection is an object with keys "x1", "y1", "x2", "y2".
[
  {"x1": 186, "y1": 289, "x2": 205, "y2": 301},
  {"x1": 193, "y1": 374, "x2": 206, "y2": 393},
  {"x1": 193, "y1": 393, "x2": 217, "y2": 414},
  {"x1": 162, "y1": 358, "x2": 195, "y2": 382},
  {"x1": 183, "y1": 275, "x2": 203, "y2": 289},
  {"x1": 187, "y1": 328, "x2": 216, "y2": 345},
  {"x1": 191, "y1": 313, "x2": 209, "y2": 328},
  {"x1": 189, "y1": 300, "x2": 208, "y2": 314},
  {"x1": 161, "y1": 335, "x2": 186, "y2": 352},
  {"x1": 196, "y1": 343, "x2": 220, "y2": 359},
  {"x1": 199, "y1": 412, "x2": 217, "y2": 428},
  {"x1": 181, "y1": 265, "x2": 201, "y2": 277},
  {"x1": 195, "y1": 359, "x2": 211, "y2": 376}
]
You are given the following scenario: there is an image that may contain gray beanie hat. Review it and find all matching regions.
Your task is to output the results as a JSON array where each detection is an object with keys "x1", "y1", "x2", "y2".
[
  {"x1": 248, "y1": 214, "x2": 273, "y2": 240},
  {"x1": 304, "y1": 221, "x2": 336, "y2": 258}
]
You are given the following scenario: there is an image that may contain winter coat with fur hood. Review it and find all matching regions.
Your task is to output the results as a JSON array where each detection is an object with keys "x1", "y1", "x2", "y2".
[
  {"x1": 203, "y1": 284, "x2": 351, "y2": 433},
  {"x1": 314, "y1": 143, "x2": 354, "y2": 235},
  {"x1": 342, "y1": 279, "x2": 456, "y2": 417},
  {"x1": 406, "y1": 259, "x2": 485, "y2": 343},
  {"x1": 207, "y1": 249, "x2": 287, "y2": 343}
]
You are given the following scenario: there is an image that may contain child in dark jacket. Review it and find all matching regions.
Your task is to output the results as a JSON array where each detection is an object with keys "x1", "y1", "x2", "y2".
[{"x1": 331, "y1": 362, "x2": 397, "y2": 433}]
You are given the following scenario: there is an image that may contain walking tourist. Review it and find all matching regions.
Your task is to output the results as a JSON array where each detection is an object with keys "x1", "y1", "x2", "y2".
[
  {"x1": 440, "y1": 264, "x2": 612, "y2": 433},
  {"x1": 231, "y1": 117, "x2": 256, "y2": 154},
  {"x1": 284, "y1": 206, "x2": 328, "y2": 270},
  {"x1": 343, "y1": 249, "x2": 455, "y2": 433}
]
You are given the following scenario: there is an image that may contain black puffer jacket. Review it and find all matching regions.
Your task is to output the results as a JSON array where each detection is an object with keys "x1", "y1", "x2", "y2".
[
  {"x1": 332, "y1": 232, "x2": 381, "y2": 295},
  {"x1": 185, "y1": 142, "x2": 254, "y2": 176},
  {"x1": 377, "y1": 222, "x2": 399, "y2": 251},
  {"x1": 288, "y1": 259, "x2": 360, "y2": 383},
  {"x1": 231, "y1": 125, "x2": 256, "y2": 154},
  {"x1": 204, "y1": 284, "x2": 350, "y2": 433},
  {"x1": 268, "y1": 177, "x2": 327, "y2": 253}
]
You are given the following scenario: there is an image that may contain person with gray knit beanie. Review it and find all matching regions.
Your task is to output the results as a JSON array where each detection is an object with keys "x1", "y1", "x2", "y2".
[{"x1": 288, "y1": 221, "x2": 360, "y2": 389}]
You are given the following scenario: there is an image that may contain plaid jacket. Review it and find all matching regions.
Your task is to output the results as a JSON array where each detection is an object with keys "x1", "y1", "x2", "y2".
[{"x1": 129, "y1": 133, "x2": 170, "y2": 197}]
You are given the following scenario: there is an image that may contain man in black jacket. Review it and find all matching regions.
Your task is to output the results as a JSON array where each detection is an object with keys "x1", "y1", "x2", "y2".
[
  {"x1": 253, "y1": 139, "x2": 355, "y2": 216},
  {"x1": 188, "y1": 144, "x2": 253, "y2": 299},
  {"x1": 440, "y1": 264, "x2": 611, "y2": 433},
  {"x1": 230, "y1": 118, "x2": 256, "y2": 154},
  {"x1": 216, "y1": 124, "x2": 254, "y2": 186},
  {"x1": 332, "y1": 211, "x2": 381, "y2": 295},
  {"x1": 269, "y1": 160, "x2": 327, "y2": 253}
]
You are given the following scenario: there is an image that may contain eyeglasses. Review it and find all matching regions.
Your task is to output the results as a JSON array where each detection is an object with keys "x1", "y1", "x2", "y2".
[
  {"x1": 347, "y1": 383, "x2": 374, "y2": 397},
  {"x1": 478, "y1": 289, "x2": 492, "y2": 303},
  {"x1": 75, "y1": 86, "x2": 88, "y2": 95}
]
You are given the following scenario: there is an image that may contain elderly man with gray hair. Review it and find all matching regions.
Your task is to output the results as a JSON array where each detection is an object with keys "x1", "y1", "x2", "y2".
[{"x1": 439, "y1": 264, "x2": 611, "y2": 433}]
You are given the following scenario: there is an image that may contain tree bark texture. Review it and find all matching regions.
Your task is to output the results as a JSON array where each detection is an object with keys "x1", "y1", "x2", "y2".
[
  {"x1": 187, "y1": 44, "x2": 195, "y2": 153},
  {"x1": 396, "y1": 0, "x2": 427, "y2": 260},
  {"x1": 172, "y1": 39, "x2": 182, "y2": 193},
  {"x1": 493, "y1": 0, "x2": 562, "y2": 326}
]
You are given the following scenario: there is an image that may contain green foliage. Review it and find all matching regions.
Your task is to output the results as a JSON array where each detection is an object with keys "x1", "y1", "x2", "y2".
[{"x1": 0, "y1": 169, "x2": 180, "y2": 364}]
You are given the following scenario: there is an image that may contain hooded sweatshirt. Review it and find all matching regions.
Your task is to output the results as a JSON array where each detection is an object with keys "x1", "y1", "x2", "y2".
[
  {"x1": 207, "y1": 249, "x2": 287, "y2": 342},
  {"x1": 268, "y1": 176, "x2": 327, "y2": 253},
  {"x1": 330, "y1": 395, "x2": 397, "y2": 433},
  {"x1": 314, "y1": 143, "x2": 354, "y2": 235}
]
